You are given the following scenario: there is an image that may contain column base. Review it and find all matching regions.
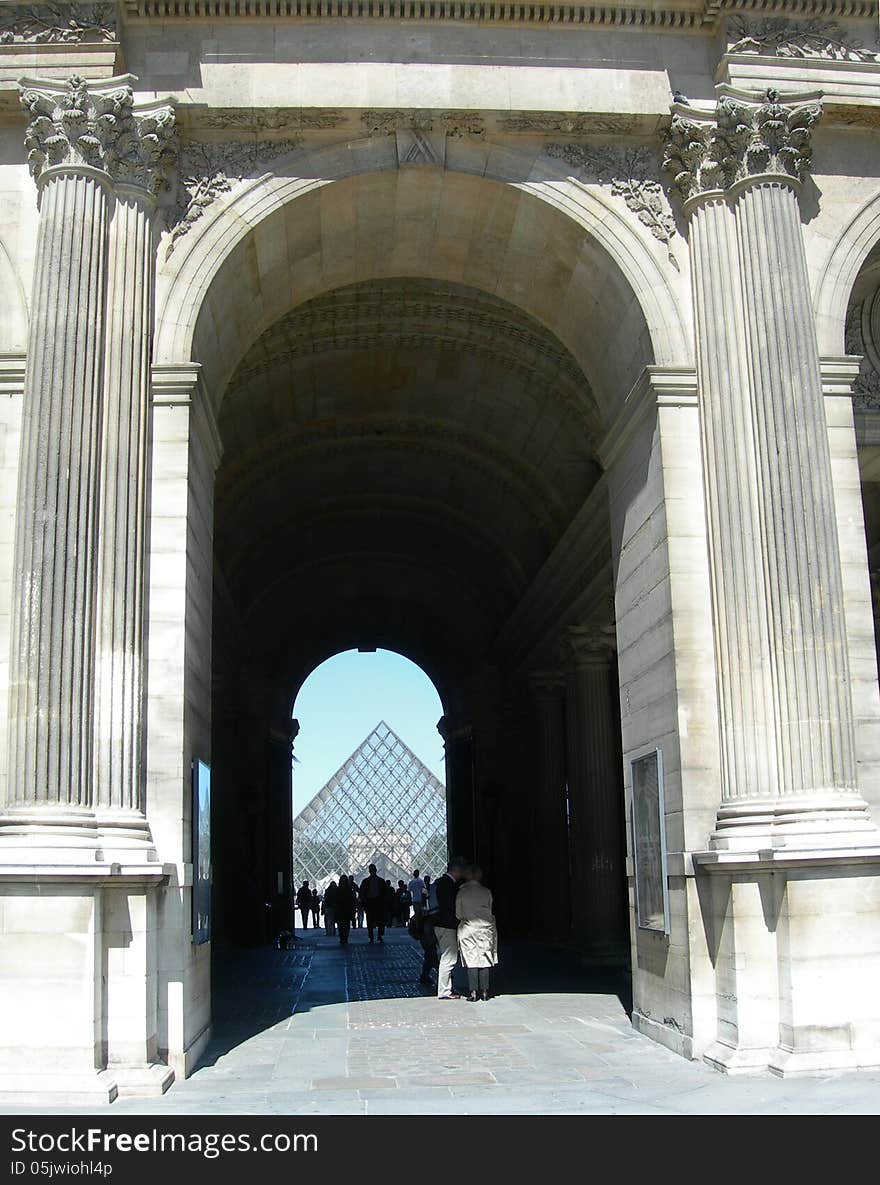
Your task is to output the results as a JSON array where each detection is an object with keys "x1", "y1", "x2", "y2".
[
  {"x1": 0, "y1": 807, "x2": 159, "y2": 864},
  {"x1": 768, "y1": 1045, "x2": 880, "y2": 1078},
  {"x1": 110, "y1": 1062, "x2": 175, "y2": 1098},
  {"x1": 703, "y1": 1041, "x2": 775, "y2": 1075},
  {"x1": 0, "y1": 1070, "x2": 118, "y2": 1107},
  {"x1": 710, "y1": 793, "x2": 878, "y2": 851}
]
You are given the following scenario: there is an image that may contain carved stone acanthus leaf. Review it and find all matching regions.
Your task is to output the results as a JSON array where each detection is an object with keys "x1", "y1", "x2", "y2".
[
  {"x1": 20, "y1": 75, "x2": 177, "y2": 195},
  {"x1": 717, "y1": 90, "x2": 821, "y2": 185},
  {"x1": 663, "y1": 89, "x2": 822, "y2": 203},
  {"x1": 197, "y1": 108, "x2": 345, "y2": 132},
  {"x1": 0, "y1": 3, "x2": 115, "y2": 44},
  {"x1": 726, "y1": 16, "x2": 880, "y2": 64},
  {"x1": 545, "y1": 142, "x2": 678, "y2": 260},
  {"x1": 662, "y1": 116, "x2": 727, "y2": 202},
  {"x1": 361, "y1": 110, "x2": 485, "y2": 139},
  {"x1": 846, "y1": 302, "x2": 880, "y2": 412},
  {"x1": 167, "y1": 137, "x2": 302, "y2": 253}
]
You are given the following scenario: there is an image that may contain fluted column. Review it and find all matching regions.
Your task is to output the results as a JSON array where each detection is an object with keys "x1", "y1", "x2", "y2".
[
  {"x1": 527, "y1": 671, "x2": 570, "y2": 941},
  {"x1": 1, "y1": 76, "x2": 176, "y2": 851},
  {"x1": 562, "y1": 626, "x2": 629, "y2": 962},
  {"x1": 665, "y1": 87, "x2": 875, "y2": 848},
  {"x1": 94, "y1": 104, "x2": 175, "y2": 824},
  {"x1": 687, "y1": 188, "x2": 778, "y2": 813}
]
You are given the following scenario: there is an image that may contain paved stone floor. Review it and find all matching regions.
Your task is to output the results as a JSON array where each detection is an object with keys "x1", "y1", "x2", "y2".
[{"x1": 10, "y1": 929, "x2": 880, "y2": 1114}]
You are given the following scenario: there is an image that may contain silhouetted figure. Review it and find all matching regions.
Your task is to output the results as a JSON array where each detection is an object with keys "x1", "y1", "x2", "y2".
[
  {"x1": 295, "y1": 880, "x2": 311, "y2": 931},
  {"x1": 336, "y1": 876, "x2": 355, "y2": 946},
  {"x1": 359, "y1": 863, "x2": 386, "y2": 943},
  {"x1": 310, "y1": 888, "x2": 320, "y2": 928},
  {"x1": 456, "y1": 864, "x2": 498, "y2": 1002},
  {"x1": 396, "y1": 879, "x2": 412, "y2": 927},
  {"x1": 322, "y1": 878, "x2": 338, "y2": 936}
]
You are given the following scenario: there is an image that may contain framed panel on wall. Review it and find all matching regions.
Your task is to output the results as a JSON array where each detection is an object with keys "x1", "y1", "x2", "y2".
[
  {"x1": 192, "y1": 758, "x2": 212, "y2": 945},
  {"x1": 631, "y1": 748, "x2": 670, "y2": 934}
]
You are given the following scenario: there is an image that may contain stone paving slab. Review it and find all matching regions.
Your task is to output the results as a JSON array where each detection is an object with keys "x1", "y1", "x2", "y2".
[{"x1": 4, "y1": 930, "x2": 880, "y2": 1114}]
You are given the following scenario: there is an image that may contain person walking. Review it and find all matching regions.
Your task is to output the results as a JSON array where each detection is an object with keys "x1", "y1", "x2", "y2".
[
  {"x1": 455, "y1": 865, "x2": 498, "y2": 1002},
  {"x1": 383, "y1": 879, "x2": 396, "y2": 929},
  {"x1": 408, "y1": 868, "x2": 426, "y2": 918},
  {"x1": 432, "y1": 857, "x2": 466, "y2": 999},
  {"x1": 322, "y1": 878, "x2": 338, "y2": 936},
  {"x1": 359, "y1": 863, "x2": 386, "y2": 943},
  {"x1": 295, "y1": 881, "x2": 311, "y2": 931},
  {"x1": 396, "y1": 879, "x2": 412, "y2": 928},
  {"x1": 336, "y1": 875, "x2": 355, "y2": 946},
  {"x1": 310, "y1": 887, "x2": 321, "y2": 928}
]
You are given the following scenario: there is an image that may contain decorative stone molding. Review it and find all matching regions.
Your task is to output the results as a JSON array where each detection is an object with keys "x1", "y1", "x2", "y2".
[
  {"x1": 121, "y1": 0, "x2": 879, "y2": 30},
  {"x1": 0, "y1": 3, "x2": 115, "y2": 45},
  {"x1": 361, "y1": 110, "x2": 485, "y2": 139},
  {"x1": 20, "y1": 75, "x2": 177, "y2": 196},
  {"x1": 195, "y1": 108, "x2": 344, "y2": 132},
  {"x1": 663, "y1": 88, "x2": 822, "y2": 205},
  {"x1": 845, "y1": 301, "x2": 880, "y2": 410},
  {"x1": 545, "y1": 143, "x2": 678, "y2": 262},
  {"x1": 725, "y1": 16, "x2": 880, "y2": 63},
  {"x1": 167, "y1": 137, "x2": 302, "y2": 253},
  {"x1": 503, "y1": 113, "x2": 643, "y2": 136}
]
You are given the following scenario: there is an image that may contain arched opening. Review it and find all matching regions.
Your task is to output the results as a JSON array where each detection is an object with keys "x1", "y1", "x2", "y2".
[
  {"x1": 290, "y1": 649, "x2": 448, "y2": 924},
  {"x1": 148, "y1": 156, "x2": 698, "y2": 1074}
]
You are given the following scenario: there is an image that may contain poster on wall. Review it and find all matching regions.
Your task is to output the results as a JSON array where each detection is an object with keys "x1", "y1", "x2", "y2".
[
  {"x1": 631, "y1": 748, "x2": 670, "y2": 934},
  {"x1": 192, "y1": 758, "x2": 212, "y2": 945}
]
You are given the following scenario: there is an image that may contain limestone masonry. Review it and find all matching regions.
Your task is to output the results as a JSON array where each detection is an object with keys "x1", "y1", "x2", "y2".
[{"x1": 1, "y1": 0, "x2": 880, "y2": 1104}]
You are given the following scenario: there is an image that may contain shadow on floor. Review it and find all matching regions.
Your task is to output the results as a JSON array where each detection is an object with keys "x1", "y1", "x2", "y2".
[{"x1": 197, "y1": 930, "x2": 632, "y2": 1071}]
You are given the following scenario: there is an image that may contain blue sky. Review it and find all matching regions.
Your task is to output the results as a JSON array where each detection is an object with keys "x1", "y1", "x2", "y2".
[{"x1": 291, "y1": 649, "x2": 446, "y2": 815}]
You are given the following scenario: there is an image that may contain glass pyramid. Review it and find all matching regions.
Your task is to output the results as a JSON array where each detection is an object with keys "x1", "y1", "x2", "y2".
[{"x1": 292, "y1": 721, "x2": 448, "y2": 889}]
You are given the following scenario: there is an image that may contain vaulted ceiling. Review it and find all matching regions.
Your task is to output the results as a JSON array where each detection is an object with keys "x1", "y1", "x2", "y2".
[{"x1": 213, "y1": 277, "x2": 603, "y2": 691}]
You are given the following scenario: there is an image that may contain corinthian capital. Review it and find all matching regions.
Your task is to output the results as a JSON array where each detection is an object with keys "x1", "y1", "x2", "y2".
[
  {"x1": 663, "y1": 87, "x2": 822, "y2": 208},
  {"x1": 716, "y1": 88, "x2": 821, "y2": 187},
  {"x1": 560, "y1": 623, "x2": 617, "y2": 670},
  {"x1": 20, "y1": 74, "x2": 177, "y2": 196}
]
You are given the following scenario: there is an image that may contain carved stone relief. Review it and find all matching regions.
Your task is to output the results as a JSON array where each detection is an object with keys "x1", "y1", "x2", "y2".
[
  {"x1": 0, "y1": 2, "x2": 115, "y2": 44},
  {"x1": 167, "y1": 138, "x2": 301, "y2": 254},
  {"x1": 545, "y1": 142, "x2": 678, "y2": 263},
  {"x1": 361, "y1": 110, "x2": 485, "y2": 139},
  {"x1": 846, "y1": 298, "x2": 880, "y2": 412},
  {"x1": 726, "y1": 16, "x2": 880, "y2": 63},
  {"x1": 195, "y1": 108, "x2": 345, "y2": 132}
]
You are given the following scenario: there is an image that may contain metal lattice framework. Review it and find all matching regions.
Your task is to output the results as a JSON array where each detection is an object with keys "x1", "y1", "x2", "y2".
[{"x1": 292, "y1": 721, "x2": 448, "y2": 889}]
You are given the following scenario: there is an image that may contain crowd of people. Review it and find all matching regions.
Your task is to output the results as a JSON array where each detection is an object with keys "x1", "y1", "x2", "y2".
[{"x1": 294, "y1": 857, "x2": 498, "y2": 1002}]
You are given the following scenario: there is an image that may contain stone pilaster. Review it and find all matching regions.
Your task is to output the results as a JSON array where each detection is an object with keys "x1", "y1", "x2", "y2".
[
  {"x1": 2, "y1": 75, "x2": 176, "y2": 855},
  {"x1": 561, "y1": 625, "x2": 628, "y2": 963},
  {"x1": 665, "y1": 87, "x2": 876, "y2": 849},
  {"x1": 527, "y1": 671, "x2": 570, "y2": 941}
]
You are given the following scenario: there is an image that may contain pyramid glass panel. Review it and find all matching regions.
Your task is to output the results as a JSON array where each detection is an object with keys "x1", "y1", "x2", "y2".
[{"x1": 293, "y1": 721, "x2": 448, "y2": 889}]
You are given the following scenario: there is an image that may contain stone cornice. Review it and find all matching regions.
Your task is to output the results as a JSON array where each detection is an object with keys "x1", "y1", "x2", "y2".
[
  {"x1": 20, "y1": 73, "x2": 177, "y2": 195},
  {"x1": 151, "y1": 361, "x2": 223, "y2": 471},
  {"x1": 598, "y1": 365, "x2": 699, "y2": 473},
  {"x1": 120, "y1": 0, "x2": 879, "y2": 29}
]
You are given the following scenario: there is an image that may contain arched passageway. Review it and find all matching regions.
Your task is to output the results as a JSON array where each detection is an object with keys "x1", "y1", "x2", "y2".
[{"x1": 174, "y1": 159, "x2": 664, "y2": 977}]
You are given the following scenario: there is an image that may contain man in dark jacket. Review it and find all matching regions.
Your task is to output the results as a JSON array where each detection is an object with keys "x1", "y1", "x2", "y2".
[
  {"x1": 359, "y1": 864, "x2": 386, "y2": 943},
  {"x1": 431, "y1": 858, "x2": 466, "y2": 999}
]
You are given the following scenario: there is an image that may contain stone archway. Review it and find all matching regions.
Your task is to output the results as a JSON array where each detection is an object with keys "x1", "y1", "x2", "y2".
[{"x1": 145, "y1": 147, "x2": 705, "y2": 1078}]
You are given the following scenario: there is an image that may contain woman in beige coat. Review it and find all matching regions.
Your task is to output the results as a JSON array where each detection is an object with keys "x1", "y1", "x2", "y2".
[{"x1": 455, "y1": 865, "x2": 498, "y2": 1002}]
